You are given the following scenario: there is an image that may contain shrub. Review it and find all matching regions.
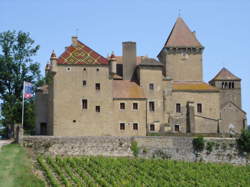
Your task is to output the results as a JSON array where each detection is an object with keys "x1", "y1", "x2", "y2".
[
  {"x1": 206, "y1": 142, "x2": 215, "y2": 154},
  {"x1": 237, "y1": 130, "x2": 250, "y2": 153},
  {"x1": 192, "y1": 136, "x2": 205, "y2": 152},
  {"x1": 131, "y1": 141, "x2": 139, "y2": 157}
]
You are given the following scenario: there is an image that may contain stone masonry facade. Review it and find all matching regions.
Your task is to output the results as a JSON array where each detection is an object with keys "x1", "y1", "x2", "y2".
[{"x1": 35, "y1": 17, "x2": 247, "y2": 136}]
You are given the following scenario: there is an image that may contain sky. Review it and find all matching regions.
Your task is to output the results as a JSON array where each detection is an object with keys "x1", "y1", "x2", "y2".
[{"x1": 1, "y1": 0, "x2": 250, "y2": 122}]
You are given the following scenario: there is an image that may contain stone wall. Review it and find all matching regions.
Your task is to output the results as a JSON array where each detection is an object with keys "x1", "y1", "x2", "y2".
[{"x1": 23, "y1": 136, "x2": 249, "y2": 165}]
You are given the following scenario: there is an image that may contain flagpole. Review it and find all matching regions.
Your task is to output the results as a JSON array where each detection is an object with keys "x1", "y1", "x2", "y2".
[{"x1": 21, "y1": 81, "x2": 25, "y2": 128}]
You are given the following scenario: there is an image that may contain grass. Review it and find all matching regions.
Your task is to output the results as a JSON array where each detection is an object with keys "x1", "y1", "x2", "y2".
[{"x1": 0, "y1": 143, "x2": 45, "y2": 187}]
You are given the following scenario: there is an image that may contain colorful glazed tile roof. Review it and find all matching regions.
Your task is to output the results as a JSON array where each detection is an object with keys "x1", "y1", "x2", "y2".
[
  {"x1": 164, "y1": 17, "x2": 203, "y2": 48},
  {"x1": 172, "y1": 81, "x2": 219, "y2": 92},
  {"x1": 113, "y1": 80, "x2": 146, "y2": 99},
  {"x1": 210, "y1": 67, "x2": 241, "y2": 81},
  {"x1": 57, "y1": 40, "x2": 108, "y2": 65}
]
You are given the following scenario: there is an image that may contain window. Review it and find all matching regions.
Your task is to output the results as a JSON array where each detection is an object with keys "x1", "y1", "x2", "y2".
[
  {"x1": 96, "y1": 68, "x2": 99, "y2": 72},
  {"x1": 176, "y1": 103, "x2": 181, "y2": 113},
  {"x1": 149, "y1": 101, "x2": 155, "y2": 112},
  {"x1": 120, "y1": 103, "x2": 125, "y2": 110},
  {"x1": 96, "y1": 83, "x2": 100, "y2": 90},
  {"x1": 83, "y1": 68, "x2": 86, "y2": 71},
  {"x1": 150, "y1": 124, "x2": 155, "y2": 131},
  {"x1": 197, "y1": 103, "x2": 202, "y2": 113},
  {"x1": 232, "y1": 82, "x2": 235, "y2": 89},
  {"x1": 96, "y1": 106, "x2": 100, "y2": 112},
  {"x1": 133, "y1": 123, "x2": 138, "y2": 130},
  {"x1": 120, "y1": 123, "x2": 125, "y2": 130},
  {"x1": 149, "y1": 83, "x2": 154, "y2": 90},
  {"x1": 133, "y1": 103, "x2": 138, "y2": 110},
  {"x1": 66, "y1": 67, "x2": 71, "y2": 71},
  {"x1": 73, "y1": 120, "x2": 76, "y2": 123},
  {"x1": 175, "y1": 124, "x2": 180, "y2": 132},
  {"x1": 82, "y1": 99, "x2": 87, "y2": 109},
  {"x1": 83, "y1": 80, "x2": 87, "y2": 86}
]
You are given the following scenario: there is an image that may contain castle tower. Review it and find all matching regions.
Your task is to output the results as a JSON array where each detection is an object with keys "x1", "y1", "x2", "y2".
[
  {"x1": 157, "y1": 17, "x2": 204, "y2": 81},
  {"x1": 209, "y1": 67, "x2": 242, "y2": 108}
]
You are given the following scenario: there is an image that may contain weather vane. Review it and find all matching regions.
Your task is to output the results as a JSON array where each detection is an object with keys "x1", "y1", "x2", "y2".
[
  {"x1": 76, "y1": 28, "x2": 79, "y2": 37},
  {"x1": 178, "y1": 9, "x2": 181, "y2": 17}
]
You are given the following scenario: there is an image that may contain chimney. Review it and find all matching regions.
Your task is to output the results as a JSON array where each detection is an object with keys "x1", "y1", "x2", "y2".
[
  {"x1": 72, "y1": 36, "x2": 78, "y2": 47},
  {"x1": 122, "y1": 42, "x2": 137, "y2": 80}
]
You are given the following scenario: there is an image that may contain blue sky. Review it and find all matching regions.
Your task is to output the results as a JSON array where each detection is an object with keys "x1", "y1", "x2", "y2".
[{"x1": 1, "y1": 0, "x2": 249, "y2": 122}]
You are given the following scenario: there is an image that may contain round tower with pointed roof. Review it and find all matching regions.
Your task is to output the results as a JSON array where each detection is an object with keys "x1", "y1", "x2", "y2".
[{"x1": 157, "y1": 17, "x2": 204, "y2": 81}]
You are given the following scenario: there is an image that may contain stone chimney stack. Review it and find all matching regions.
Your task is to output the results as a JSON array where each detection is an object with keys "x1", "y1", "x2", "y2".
[
  {"x1": 122, "y1": 42, "x2": 137, "y2": 80},
  {"x1": 109, "y1": 51, "x2": 117, "y2": 74},
  {"x1": 72, "y1": 36, "x2": 78, "y2": 47},
  {"x1": 50, "y1": 50, "x2": 57, "y2": 73}
]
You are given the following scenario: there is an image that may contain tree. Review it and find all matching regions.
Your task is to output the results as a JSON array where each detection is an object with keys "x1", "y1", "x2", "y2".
[
  {"x1": 0, "y1": 30, "x2": 42, "y2": 135},
  {"x1": 237, "y1": 129, "x2": 250, "y2": 153}
]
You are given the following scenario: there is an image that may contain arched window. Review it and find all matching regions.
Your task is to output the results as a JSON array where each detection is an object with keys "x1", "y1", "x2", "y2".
[
  {"x1": 232, "y1": 82, "x2": 235, "y2": 89},
  {"x1": 225, "y1": 82, "x2": 228, "y2": 88},
  {"x1": 222, "y1": 82, "x2": 224, "y2": 89},
  {"x1": 229, "y1": 82, "x2": 231, "y2": 89}
]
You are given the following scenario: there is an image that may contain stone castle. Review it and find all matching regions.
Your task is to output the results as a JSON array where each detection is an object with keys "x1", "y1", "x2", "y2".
[{"x1": 35, "y1": 17, "x2": 247, "y2": 136}]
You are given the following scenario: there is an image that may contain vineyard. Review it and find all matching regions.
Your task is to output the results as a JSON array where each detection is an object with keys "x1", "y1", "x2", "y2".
[{"x1": 38, "y1": 156, "x2": 250, "y2": 186}]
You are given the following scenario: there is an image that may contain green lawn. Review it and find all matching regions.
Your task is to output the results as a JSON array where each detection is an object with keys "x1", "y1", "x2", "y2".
[{"x1": 0, "y1": 144, "x2": 45, "y2": 187}]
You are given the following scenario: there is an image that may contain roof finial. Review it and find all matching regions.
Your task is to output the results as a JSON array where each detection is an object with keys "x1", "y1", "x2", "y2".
[
  {"x1": 178, "y1": 9, "x2": 181, "y2": 17},
  {"x1": 76, "y1": 28, "x2": 79, "y2": 37}
]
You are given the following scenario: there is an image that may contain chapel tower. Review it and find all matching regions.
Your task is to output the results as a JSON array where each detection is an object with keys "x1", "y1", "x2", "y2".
[{"x1": 158, "y1": 17, "x2": 204, "y2": 81}]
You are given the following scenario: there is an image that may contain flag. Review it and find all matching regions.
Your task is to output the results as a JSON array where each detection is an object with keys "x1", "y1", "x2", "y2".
[{"x1": 23, "y1": 82, "x2": 33, "y2": 99}]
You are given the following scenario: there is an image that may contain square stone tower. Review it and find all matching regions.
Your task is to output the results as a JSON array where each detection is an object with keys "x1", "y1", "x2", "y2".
[{"x1": 157, "y1": 17, "x2": 204, "y2": 81}]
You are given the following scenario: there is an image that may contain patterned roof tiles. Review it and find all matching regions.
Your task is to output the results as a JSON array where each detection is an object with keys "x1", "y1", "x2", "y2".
[{"x1": 57, "y1": 40, "x2": 108, "y2": 65}]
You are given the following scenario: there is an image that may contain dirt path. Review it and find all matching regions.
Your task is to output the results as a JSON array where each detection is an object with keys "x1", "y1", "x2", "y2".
[{"x1": 0, "y1": 139, "x2": 13, "y2": 150}]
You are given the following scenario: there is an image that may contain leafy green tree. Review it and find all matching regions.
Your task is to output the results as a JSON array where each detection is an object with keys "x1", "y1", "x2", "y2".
[
  {"x1": 237, "y1": 129, "x2": 250, "y2": 153},
  {"x1": 0, "y1": 30, "x2": 42, "y2": 135}
]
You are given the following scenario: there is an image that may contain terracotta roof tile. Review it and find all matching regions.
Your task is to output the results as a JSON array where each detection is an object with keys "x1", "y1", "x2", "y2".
[
  {"x1": 164, "y1": 17, "x2": 203, "y2": 48},
  {"x1": 113, "y1": 80, "x2": 146, "y2": 99},
  {"x1": 57, "y1": 40, "x2": 108, "y2": 65},
  {"x1": 210, "y1": 67, "x2": 241, "y2": 81},
  {"x1": 172, "y1": 81, "x2": 219, "y2": 92}
]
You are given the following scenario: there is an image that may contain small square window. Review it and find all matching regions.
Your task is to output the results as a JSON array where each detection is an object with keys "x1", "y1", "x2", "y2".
[
  {"x1": 83, "y1": 68, "x2": 87, "y2": 71},
  {"x1": 175, "y1": 125, "x2": 180, "y2": 132},
  {"x1": 96, "y1": 83, "x2": 100, "y2": 90},
  {"x1": 197, "y1": 103, "x2": 202, "y2": 113},
  {"x1": 133, "y1": 123, "x2": 138, "y2": 130},
  {"x1": 149, "y1": 101, "x2": 155, "y2": 112},
  {"x1": 82, "y1": 99, "x2": 87, "y2": 109},
  {"x1": 83, "y1": 80, "x2": 87, "y2": 86},
  {"x1": 176, "y1": 103, "x2": 181, "y2": 113},
  {"x1": 96, "y1": 106, "x2": 100, "y2": 112},
  {"x1": 120, "y1": 123, "x2": 125, "y2": 130},
  {"x1": 149, "y1": 83, "x2": 154, "y2": 90},
  {"x1": 120, "y1": 103, "x2": 125, "y2": 110},
  {"x1": 133, "y1": 103, "x2": 138, "y2": 110},
  {"x1": 96, "y1": 68, "x2": 99, "y2": 72},
  {"x1": 150, "y1": 124, "x2": 155, "y2": 131}
]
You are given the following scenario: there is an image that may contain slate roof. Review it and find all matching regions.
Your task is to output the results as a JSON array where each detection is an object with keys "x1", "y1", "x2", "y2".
[
  {"x1": 113, "y1": 80, "x2": 146, "y2": 99},
  {"x1": 57, "y1": 40, "x2": 108, "y2": 65},
  {"x1": 172, "y1": 81, "x2": 219, "y2": 92},
  {"x1": 164, "y1": 17, "x2": 203, "y2": 48},
  {"x1": 210, "y1": 67, "x2": 241, "y2": 81}
]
